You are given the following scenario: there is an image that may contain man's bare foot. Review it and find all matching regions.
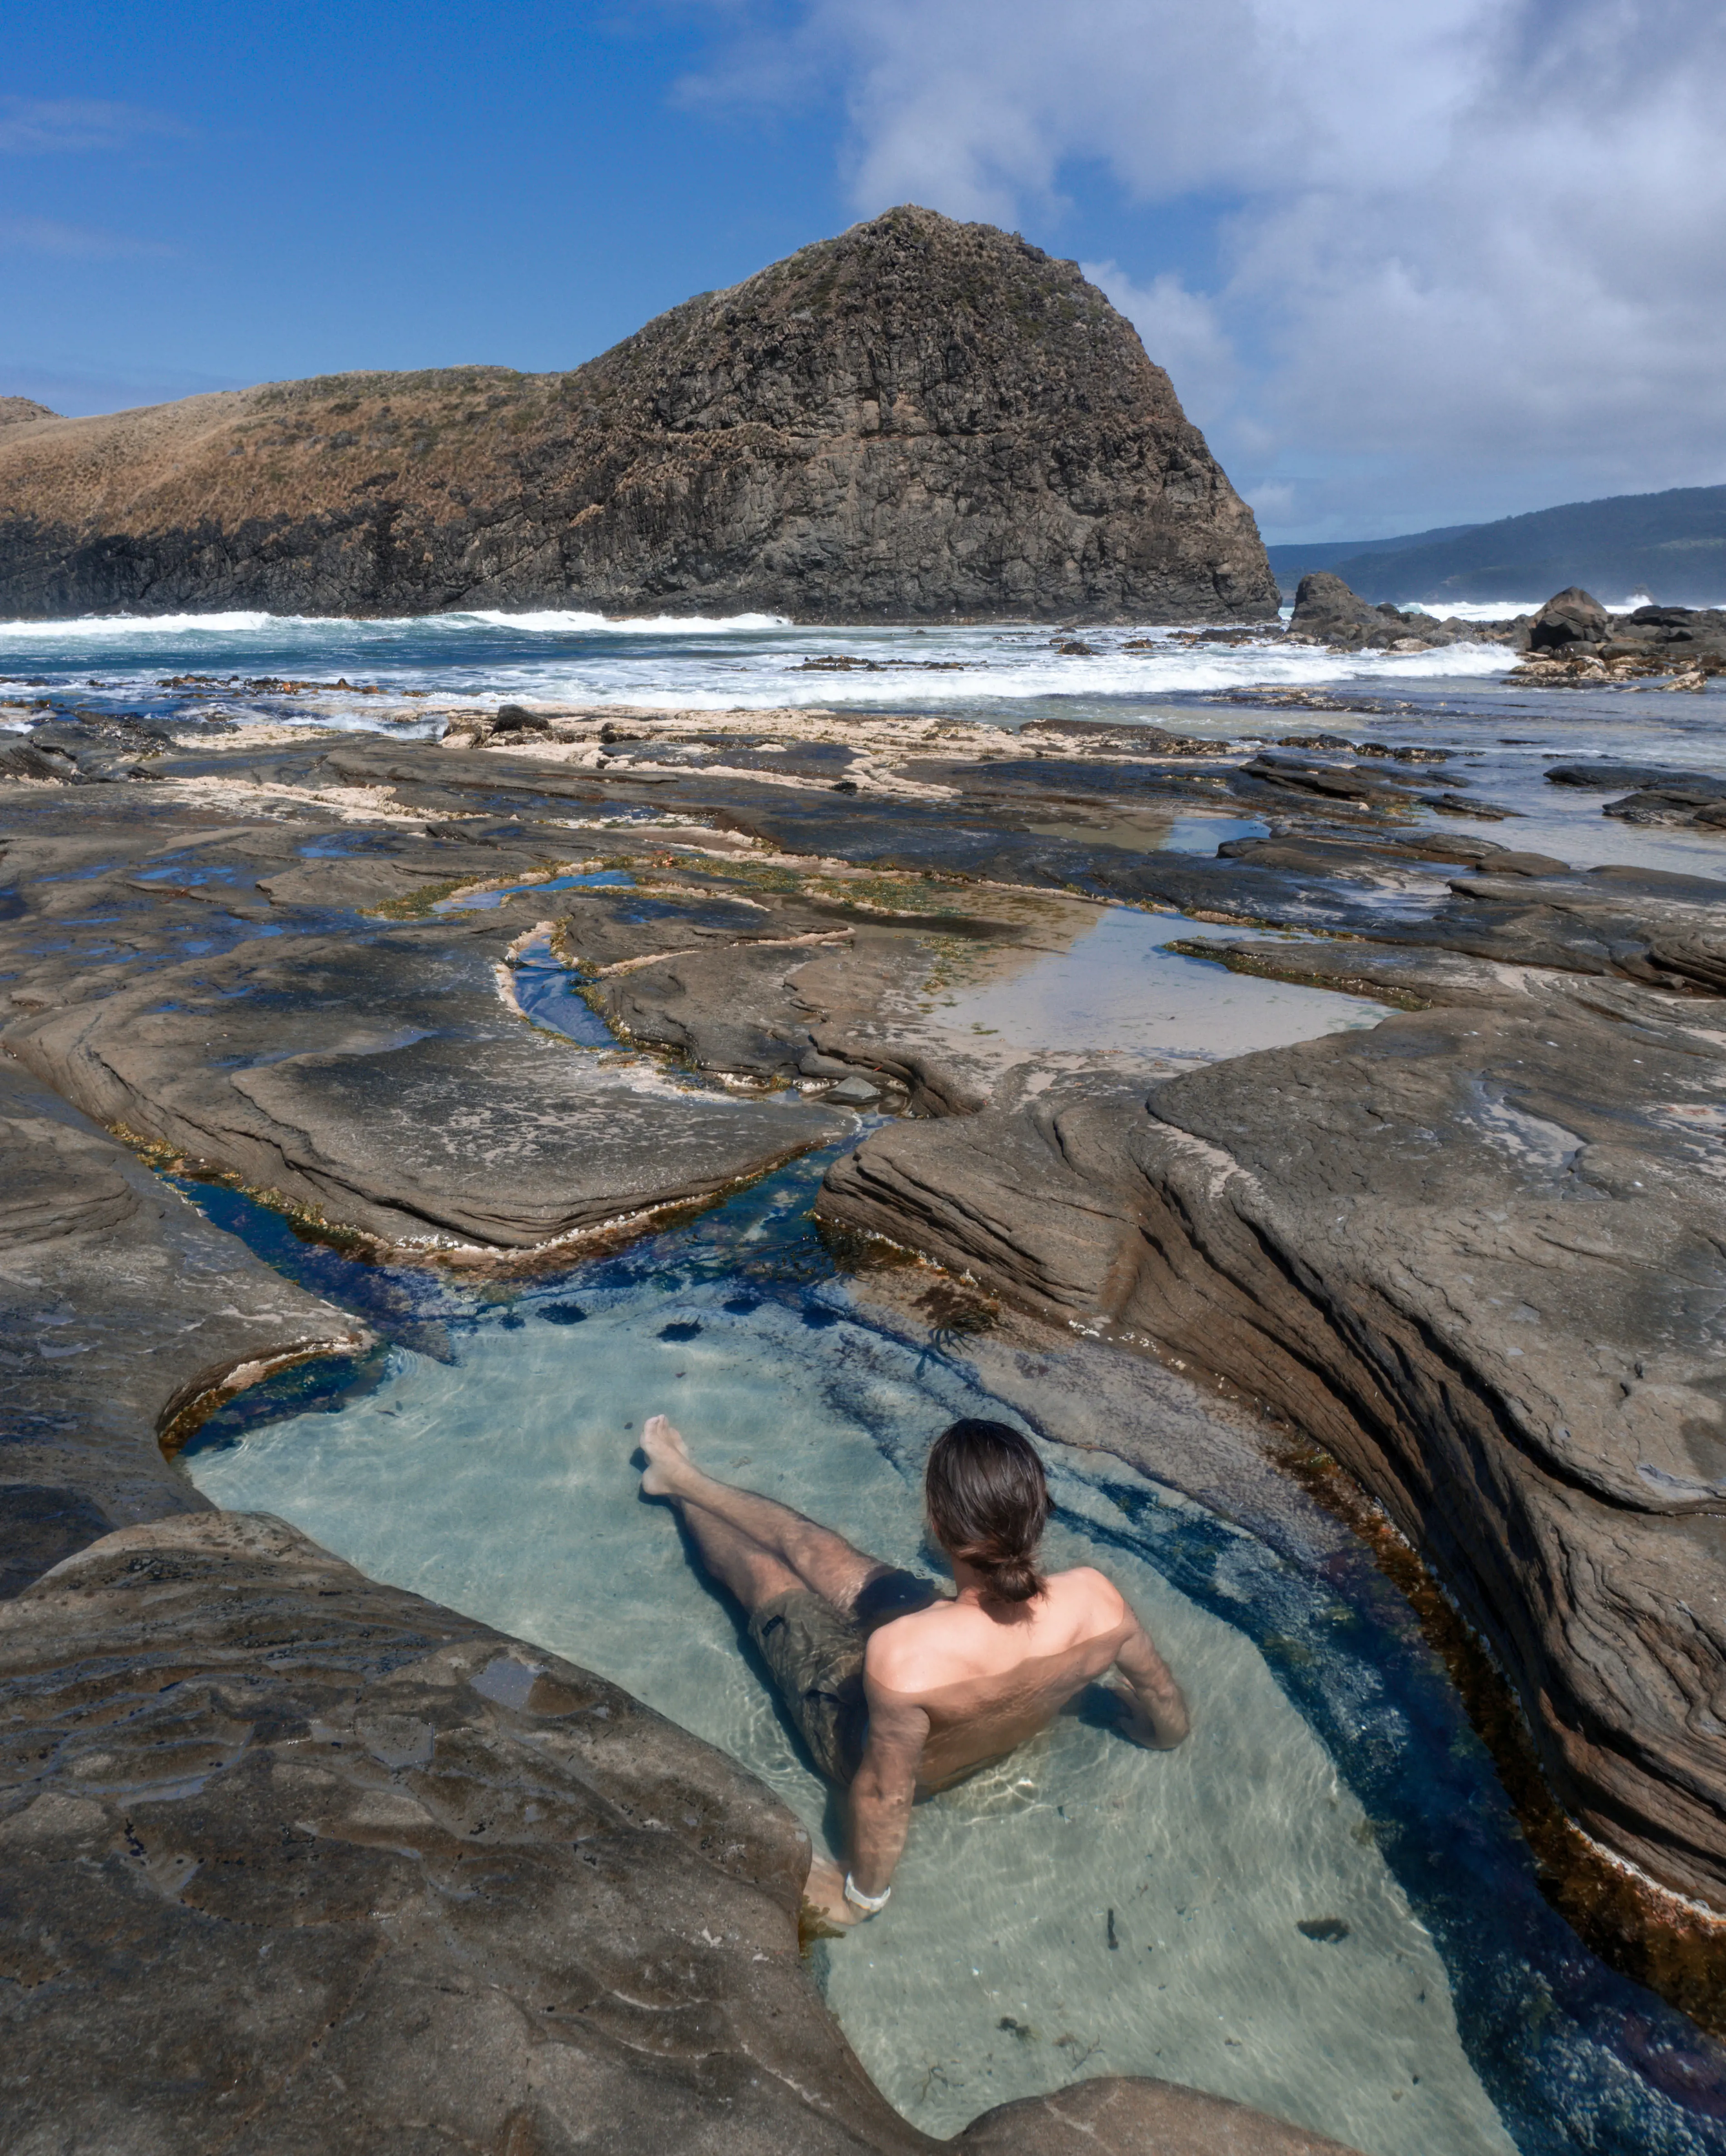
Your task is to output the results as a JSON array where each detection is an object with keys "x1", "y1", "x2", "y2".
[
  {"x1": 802, "y1": 1852, "x2": 862, "y2": 1930},
  {"x1": 639, "y1": 1413, "x2": 693, "y2": 1497}
]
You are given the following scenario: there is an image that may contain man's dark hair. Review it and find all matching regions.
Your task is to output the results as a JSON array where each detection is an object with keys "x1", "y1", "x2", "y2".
[{"x1": 925, "y1": 1419, "x2": 1049, "y2": 1604}]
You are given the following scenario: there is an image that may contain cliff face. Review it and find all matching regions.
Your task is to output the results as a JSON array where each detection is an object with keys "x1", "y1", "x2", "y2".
[{"x1": 0, "y1": 208, "x2": 1274, "y2": 623}]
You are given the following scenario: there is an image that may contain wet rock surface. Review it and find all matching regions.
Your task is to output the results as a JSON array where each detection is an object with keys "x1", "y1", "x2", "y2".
[
  {"x1": 2, "y1": 695, "x2": 1723, "y2": 2136},
  {"x1": 0, "y1": 208, "x2": 1274, "y2": 625},
  {"x1": 819, "y1": 976, "x2": 1726, "y2": 1904},
  {"x1": 0, "y1": 1061, "x2": 367, "y2": 1595},
  {"x1": 7, "y1": 921, "x2": 843, "y2": 1252}
]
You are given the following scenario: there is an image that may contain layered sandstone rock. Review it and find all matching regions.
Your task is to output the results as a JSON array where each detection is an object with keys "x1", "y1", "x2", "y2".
[
  {"x1": 818, "y1": 979, "x2": 1726, "y2": 1908},
  {"x1": 0, "y1": 208, "x2": 1275, "y2": 623}
]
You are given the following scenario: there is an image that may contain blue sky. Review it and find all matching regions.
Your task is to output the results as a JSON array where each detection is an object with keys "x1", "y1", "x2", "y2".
[{"x1": 5, "y1": 1, "x2": 1724, "y2": 543}]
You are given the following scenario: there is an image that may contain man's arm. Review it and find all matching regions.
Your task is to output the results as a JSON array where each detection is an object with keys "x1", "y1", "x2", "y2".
[
  {"x1": 1112, "y1": 1604, "x2": 1190, "y2": 1749},
  {"x1": 802, "y1": 1669, "x2": 928, "y2": 1927},
  {"x1": 846, "y1": 1684, "x2": 929, "y2": 1900}
]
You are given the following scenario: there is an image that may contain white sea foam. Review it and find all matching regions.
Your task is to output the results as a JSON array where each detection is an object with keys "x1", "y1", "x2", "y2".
[
  {"x1": 0, "y1": 610, "x2": 281, "y2": 637},
  {"x1": 1402, "y1": 600, "x2": 1538, "y2": 621},
  {"x1": 0, "y1": 607, "x2": 791, "y2": 641},
  {"x1": 0, "y1": 610, "x2": 1519, "y2": 718},
  {"x1": 458, "y1": 608, "x2": 792, "y2": 634}
]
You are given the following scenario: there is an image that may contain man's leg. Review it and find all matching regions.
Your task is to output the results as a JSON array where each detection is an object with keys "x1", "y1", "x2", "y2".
[
  {"x1": 641, "y1": 1413, "x2": 891, "y2": 1615},
  {"x1": 663, "y1": 1496, "x2": 804, "y2": 1616}
]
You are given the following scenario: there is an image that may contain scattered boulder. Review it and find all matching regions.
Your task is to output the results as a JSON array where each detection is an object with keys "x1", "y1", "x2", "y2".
[
  {"x1": 1528, "y1": 586, "x2": 1611, "y2": 649},
  {"x1": 1287, "y1": 573, "x2": 1399, "y2": 647},
  {"x1": 1285, "y1": 572, "x2": 1508, "y2": 652},
  {"x1": 1508, "y1": 594, "x2": 1726, "y2": 684}
]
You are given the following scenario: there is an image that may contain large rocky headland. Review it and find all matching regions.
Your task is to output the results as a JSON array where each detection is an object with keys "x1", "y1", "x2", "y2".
[{"x1": 0, "y1": 207, "x2": 1275, "y2": 625}]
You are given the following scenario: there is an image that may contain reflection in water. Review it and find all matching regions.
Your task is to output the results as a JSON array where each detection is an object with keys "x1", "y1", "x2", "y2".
[
  {"x1": 934, "y1": 906, "x2": 1394, "y2": 1071},
  {"x1": 181, "y1": 1155, "x2": 1724, "y2": 2156}
]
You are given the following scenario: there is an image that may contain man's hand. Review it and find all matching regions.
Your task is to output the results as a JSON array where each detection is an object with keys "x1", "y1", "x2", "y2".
[
  {"x1": 802, "y1": 1853, "x2": 864, "y2": 1929},
  {"x1": 1113, "y1": 1614, "x2": 1191, "y2": 1748},
  {"x1": 1109, "y1": 1681, "x2": 1189, "y2": 1750}
]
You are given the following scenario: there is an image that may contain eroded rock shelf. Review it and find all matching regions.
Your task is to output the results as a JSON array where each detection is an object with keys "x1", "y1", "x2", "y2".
[{"x1": 5, "y1": 682, "x2": 1726, "y2": 2152}]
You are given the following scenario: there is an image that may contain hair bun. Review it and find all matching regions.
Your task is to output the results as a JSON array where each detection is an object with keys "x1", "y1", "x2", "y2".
[
  {"x1": 925, "y1": 1419, "x2": 1049, "y2": 1605},
  {"x1": 974, "y1": 1549, "x2": 1042, "y2": 1605}
]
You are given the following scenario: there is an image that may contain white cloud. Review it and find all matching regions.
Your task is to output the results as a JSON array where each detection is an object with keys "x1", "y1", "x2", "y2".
[
  {"x1": 0, "y1": 97, "x2": 184, "y2": 155},
  {"x1": 1080, "y1": 263, "x2": 1236, "y2": 430},
  {"x1": 686, "y1": 0, "x2": 1726, "y2": 535}
]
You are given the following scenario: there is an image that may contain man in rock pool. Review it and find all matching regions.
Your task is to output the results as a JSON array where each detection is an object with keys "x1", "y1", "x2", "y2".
[{"x1": 639, "y1": 1412, "x2": 1189, "y2": 1927}]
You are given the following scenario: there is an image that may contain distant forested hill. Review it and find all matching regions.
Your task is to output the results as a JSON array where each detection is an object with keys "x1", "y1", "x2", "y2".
[{"x1": 1268, "y1": 484, "x2": 1726, "y2": 605}]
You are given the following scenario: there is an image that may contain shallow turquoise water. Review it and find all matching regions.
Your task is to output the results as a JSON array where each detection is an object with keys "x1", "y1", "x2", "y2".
[{"x1": 180, "y1": 1150, "x2": 1726, "y2": 2156}]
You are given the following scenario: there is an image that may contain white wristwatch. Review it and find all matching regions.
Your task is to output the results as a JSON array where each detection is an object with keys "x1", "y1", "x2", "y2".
[{"x1": 843, "y1": 1873, "x2": 891, "y2": 1915}]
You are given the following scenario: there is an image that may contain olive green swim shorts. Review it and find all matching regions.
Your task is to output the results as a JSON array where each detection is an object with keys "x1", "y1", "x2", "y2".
[{"x1": 747, "y1": 1568, "x2": 938, "y2": 1786}]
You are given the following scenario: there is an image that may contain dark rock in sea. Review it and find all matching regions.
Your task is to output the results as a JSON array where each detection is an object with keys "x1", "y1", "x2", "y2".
[
  {"x1": 1546, "y1": 760, "x2": 1716, "y2": 790},
  {"x1": 1602, "y1": 780, "x2": 1726, "y2": 832},
  {"x1": 1507, "y1": 593, "x2": 1726, "y2": 684},
  {"x1": 1284, "y1": 572, "x2": 1494, "y2": 652},
  {"x1": 0, "y1": 209, "x2": 1276, "y2": 625},
  {"x1": 818, "y1": 980, "x2": 1726, "y2": 1907},
  {"x1": 1544, "y1": 761, "x2": 1726, "y2": 831},
  {"x1": 1528, "y1": 586, "x2": 1611, "y2": 649}
]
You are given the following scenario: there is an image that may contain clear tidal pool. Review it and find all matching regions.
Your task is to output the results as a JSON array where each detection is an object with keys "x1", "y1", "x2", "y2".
[
  {"x1": 932, "y1": 907, "x2": 1394, "y2": 1072},
  {"x1": 182, "y1": 1140, "x2": 1726, "y2": 2156}
]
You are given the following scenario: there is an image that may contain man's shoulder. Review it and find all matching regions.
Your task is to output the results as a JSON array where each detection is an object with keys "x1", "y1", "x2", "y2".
[
  {"x1": 863, "y1": 1606, "x2": 948, "y2": 1694},
  {"x1": 1046, "y1": 1565, "x2": 1128, "y2": 1620}
]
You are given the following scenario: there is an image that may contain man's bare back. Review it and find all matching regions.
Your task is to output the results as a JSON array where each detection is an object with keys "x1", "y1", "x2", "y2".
[
  {"x1": 863, "y1": 1566, "x2": 1185, "y2": 1792},
  {"x1": 638, "y1": 1411, "x2": 1188, "y2": 1929}
]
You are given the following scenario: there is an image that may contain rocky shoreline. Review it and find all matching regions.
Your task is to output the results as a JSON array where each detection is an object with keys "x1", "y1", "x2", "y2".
[{"x1": 4, "y1": 667, "x2": 1726, "y2": 2145}]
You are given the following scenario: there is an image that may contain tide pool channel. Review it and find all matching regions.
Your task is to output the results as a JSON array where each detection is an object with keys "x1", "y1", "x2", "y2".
[{"x1": 178, "y1": 922, "x2": 1723, "y2": 2156}]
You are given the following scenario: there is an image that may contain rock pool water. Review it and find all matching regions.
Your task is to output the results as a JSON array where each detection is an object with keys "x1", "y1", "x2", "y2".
[
  {"x1": 931, "y1": 908, "x2": 1393, "y2": 1072},
  {"x1": 181, "y1": 1128, "x2": 1726, "y2": 2156},
  {"x1": 187, "y1": 1241, "x2": 1506, "y2": 2156}
]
